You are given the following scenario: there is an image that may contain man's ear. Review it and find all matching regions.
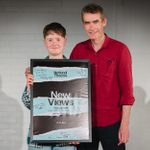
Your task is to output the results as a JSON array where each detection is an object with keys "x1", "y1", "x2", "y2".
[
  {"x1": 103, "y1": 18, "x2": 107, "y2": 27},
  {"x1": 64, "y1": 37, "x2": 67, "y2": 44}
]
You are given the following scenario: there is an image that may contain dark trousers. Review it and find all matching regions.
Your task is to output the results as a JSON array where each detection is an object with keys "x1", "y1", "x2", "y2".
[{"x1": 77, "y1": 122, "x2": 125, "y2": 150}]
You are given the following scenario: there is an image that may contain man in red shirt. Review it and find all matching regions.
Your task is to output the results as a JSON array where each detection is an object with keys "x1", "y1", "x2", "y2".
[{"x1": 70, "y1": 3, "x2": 135, "y2": 150}]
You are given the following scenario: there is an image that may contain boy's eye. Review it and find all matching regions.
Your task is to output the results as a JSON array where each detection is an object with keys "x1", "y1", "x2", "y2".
[
  {"x1": 84, "y1": 21, "x2": 90, "y2": 25},
  {"x1": 48, "y1": 39, "x2": 52, "y2": 42},
  {"x1": 56, "y1": 38, "x2": 61, "y2": 41}
]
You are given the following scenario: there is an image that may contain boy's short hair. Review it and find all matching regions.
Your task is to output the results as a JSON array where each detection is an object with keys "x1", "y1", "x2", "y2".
[
  {"x1": 43, "y1": 22, "x2": 66, "y2": 38},
  {"x1": 81, "y1": 3, "x2": 105, "y2": 21}
]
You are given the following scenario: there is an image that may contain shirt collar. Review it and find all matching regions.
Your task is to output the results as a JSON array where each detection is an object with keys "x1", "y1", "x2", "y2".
[
  {"x1": 86, "y1": 33, "x2": 110, "y2": 50},
  {"x1": 45, "y1": 55, "x2": 66, "y2": 59},
  {"x1": 102, "y1": 34, "x2": 110, "y2": 49}
]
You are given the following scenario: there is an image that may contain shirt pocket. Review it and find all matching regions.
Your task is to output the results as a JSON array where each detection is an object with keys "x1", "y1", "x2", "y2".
[{"x1": 99, "y1": 57, "x2": 117, "y2": 78}]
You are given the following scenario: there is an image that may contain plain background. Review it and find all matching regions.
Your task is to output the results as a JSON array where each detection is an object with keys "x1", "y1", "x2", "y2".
[{"x1": 0, "y1": 0, "x2": 150, "y2": 150}]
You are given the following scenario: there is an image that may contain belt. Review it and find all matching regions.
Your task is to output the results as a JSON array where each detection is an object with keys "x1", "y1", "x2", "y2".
[{"x1": 37, "y1": 143, "x2": 70, "y2": 147}]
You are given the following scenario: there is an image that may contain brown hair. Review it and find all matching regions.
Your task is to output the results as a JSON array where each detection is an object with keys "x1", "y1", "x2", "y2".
[
  {"x1": 43, "y1": 22, "x2": 66, "y2": 38},
  {"x1": 81, "y1": 3, "x2": 105, "y2": 21}
]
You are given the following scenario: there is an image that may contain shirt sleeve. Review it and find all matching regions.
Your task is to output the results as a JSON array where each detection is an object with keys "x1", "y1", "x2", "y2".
[
  {"x1": 22, "y1": 86, "x2": 31, "y2": 109},
  {"x1": 118, "y1": 45, "x2": 135, "y2": 105}
]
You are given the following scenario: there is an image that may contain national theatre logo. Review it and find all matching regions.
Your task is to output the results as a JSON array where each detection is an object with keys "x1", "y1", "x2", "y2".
[{"x1": 54, "y1": 71, "x2": 67, "y2": 77}]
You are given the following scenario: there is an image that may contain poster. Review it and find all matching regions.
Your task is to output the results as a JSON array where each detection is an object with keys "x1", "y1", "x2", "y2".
[{"x1": 30, "y1": 59, "x2": 91, "y2": 143}]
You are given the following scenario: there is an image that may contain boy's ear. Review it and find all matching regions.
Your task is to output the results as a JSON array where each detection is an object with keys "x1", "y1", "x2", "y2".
[{"x1": 43, "y1": 39, "x2": 46, "y2": 46}]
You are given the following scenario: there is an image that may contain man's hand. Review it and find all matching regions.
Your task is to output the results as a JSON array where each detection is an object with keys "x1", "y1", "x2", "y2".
[
  {"x1": 118, "y1": 122, "x2": 129, "y2": 145},
  {"x1": 118, "y1": 105, "x2": 131, "y2": 145}
]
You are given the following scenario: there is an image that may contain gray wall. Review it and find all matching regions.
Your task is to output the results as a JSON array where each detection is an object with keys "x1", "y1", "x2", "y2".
[{"x1": 0, "y1": 0, "x2": 150, "y2": 150}]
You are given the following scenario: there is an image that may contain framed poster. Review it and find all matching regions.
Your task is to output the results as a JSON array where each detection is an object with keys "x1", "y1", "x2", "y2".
[{"x1": 30, "y1": 59, "x2": 91, "y2": 143}]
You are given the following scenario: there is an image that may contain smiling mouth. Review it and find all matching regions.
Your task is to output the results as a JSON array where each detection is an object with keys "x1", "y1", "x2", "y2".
[
  {"x1": 88, "y1": 31, "x2": 97, "y2": 35},
  {"x1": 52, "y1": 47, "x2": 59, "y2": 49},
  {"x1": 89, "y1": 33, "x2": 96, "y2": 37}
]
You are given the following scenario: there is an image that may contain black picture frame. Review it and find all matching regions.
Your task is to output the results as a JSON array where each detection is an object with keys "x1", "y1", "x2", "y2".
[{"x1": 30, "y1": 59, "x2": 91, "y2": 143}]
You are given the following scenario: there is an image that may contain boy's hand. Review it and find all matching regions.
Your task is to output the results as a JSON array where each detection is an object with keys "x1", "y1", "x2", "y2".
[
  {"x1": 25, "y1": 67, "x2": 30, "y2": 77},
  {"x1": 24, "y1": 67, "x2": 33, "y2": 90},
  {"x1": 69, "y1": 142, "x2": 80, "y2": 145}
]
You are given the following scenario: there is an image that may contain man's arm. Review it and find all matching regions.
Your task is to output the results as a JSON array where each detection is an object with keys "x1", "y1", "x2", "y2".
[
  {"x1": 118, "y1": 45, "x2": 135, "y2": 145},
  {"x1": 118, "y1": 105, "x2": 131, "y2": 145}
]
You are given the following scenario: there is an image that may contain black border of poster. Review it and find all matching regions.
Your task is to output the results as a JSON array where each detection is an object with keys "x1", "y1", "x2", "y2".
[{"x1": 30, "y1": 59, "x2": 91, "y2": 143}]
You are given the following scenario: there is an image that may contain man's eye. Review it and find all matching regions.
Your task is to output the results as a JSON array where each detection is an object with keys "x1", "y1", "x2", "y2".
[{"x1": 93, "y1": 20, "x2": 99, "y2": 24}]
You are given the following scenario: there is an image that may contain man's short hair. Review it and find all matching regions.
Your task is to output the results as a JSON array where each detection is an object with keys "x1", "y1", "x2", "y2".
[
  {"x1": 43, "y1": 22, "x2": 66, "y2": 38},
  {"x1": 81, "y1": 3, "x2": 105, "y2": 21}
]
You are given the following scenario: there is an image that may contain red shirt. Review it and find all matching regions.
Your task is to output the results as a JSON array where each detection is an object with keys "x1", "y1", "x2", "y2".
[{"x1": 70, "y1": 35, "x2": 135, "y2": 127}]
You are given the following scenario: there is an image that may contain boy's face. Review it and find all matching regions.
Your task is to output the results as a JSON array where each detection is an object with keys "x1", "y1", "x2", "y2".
[
  {"x1": 82, "y1": 12, "x2": 107, "y2": 40},
  {"x1": 44, "y1": 31, "x2": 66, "y2": 57}
]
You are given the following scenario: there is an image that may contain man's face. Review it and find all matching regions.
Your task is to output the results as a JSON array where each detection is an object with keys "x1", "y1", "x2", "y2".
[
  {"x1": 44, "y1": 31, "x2": 66, "y2": 57},
  {"x1": 82, "y1": 12, "x2": 107, "y2": 40}
]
